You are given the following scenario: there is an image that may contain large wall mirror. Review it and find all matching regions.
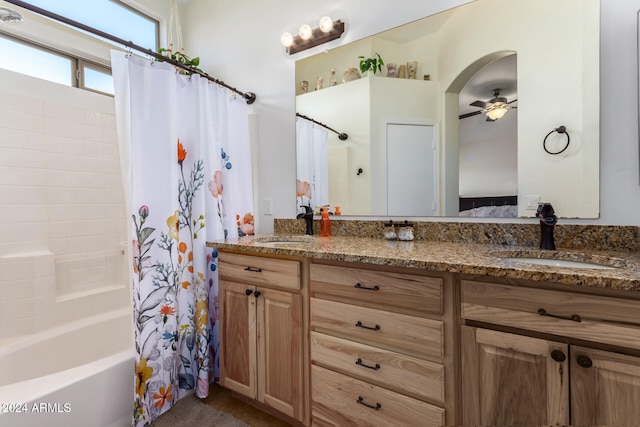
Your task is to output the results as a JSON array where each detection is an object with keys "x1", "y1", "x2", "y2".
[{"x1": 295, "y1": 0, "x2": 600, "y2": 219}]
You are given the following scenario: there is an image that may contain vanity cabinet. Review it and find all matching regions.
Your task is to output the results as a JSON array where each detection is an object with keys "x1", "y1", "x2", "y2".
[
  {"x1": 218, "y1": 252, "x2": 304, "y2": 422},
  {"x1": 309, "y1": 262, "x2": 457, "y2": 426},
  {"x1": 461, "y1": 279, "x2": 640, "y2": 426}
]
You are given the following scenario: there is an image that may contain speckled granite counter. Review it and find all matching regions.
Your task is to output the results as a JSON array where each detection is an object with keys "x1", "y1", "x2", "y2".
[{"x1": 208, "y1": 235, "x2": 640, "y2": 292}]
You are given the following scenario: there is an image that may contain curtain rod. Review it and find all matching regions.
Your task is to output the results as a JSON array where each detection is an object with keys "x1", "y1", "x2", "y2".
[
  {"x1": 296, "y1": 113, "x2": 348, "y2": 140},
  {"x1": 4, "y1": 0, "x2": 257, "y2": 104}
]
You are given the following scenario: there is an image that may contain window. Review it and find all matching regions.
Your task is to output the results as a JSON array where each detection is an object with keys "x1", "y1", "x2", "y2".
[
  {"x1": 0, "y1": 34, "x2": 73, "y2": 86},
  {"x1": 25, "y1": 0, "x2": 159, "y2": 51},
  {"x1": 0, "y1": 0, "x2": 158, "y2": 95},
  {"x1": 80, "y1": 61, "x2": 114, "y2": 95}
]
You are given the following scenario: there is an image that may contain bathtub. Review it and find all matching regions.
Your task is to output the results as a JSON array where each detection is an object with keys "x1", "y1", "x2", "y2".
[{"x1": 0, "y1": 309, "x2": 134, "y2": 427}]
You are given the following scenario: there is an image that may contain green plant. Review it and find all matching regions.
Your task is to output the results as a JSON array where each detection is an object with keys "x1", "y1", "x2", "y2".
[
  {"x1": 358, "y1": 53, "x2": 385, "y2": 75},
  {"x1": 157, "y1": 47, "x2": 203, "y2": 74}
]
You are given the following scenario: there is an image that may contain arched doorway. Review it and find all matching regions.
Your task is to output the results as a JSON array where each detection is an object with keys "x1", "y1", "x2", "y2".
[{"x1": 442, "y1": 51, "x2": 518, "y2": 216}]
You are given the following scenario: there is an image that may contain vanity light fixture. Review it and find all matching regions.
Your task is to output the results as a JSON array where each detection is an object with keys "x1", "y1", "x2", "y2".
[{"x1": 281, "y1": 17, "x2": 345, "y2": 55}]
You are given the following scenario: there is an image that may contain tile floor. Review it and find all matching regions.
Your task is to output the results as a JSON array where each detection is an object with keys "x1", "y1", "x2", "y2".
[{"x1": 203, "y1": 384, "x2": 293, "y2": 427}]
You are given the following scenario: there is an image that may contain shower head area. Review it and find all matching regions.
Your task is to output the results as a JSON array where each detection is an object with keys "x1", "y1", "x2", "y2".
[{"x1": 0, "y1": 7, "x2": 23, "y2": 23}]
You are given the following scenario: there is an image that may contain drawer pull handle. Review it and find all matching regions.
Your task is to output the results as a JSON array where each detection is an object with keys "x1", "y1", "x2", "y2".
[
  {"x1": 244, "y1": 266, "x2": 262, "y2": 273},
  {"x1": 577, "y1": 355, "x2": 593, "y2": 368},
  {"x1": 356, "y1": 358, "x2": 380, "y2": 370},
  {"x1": 357, "y1": 396, "x2": 381, "y2": 411},
  {"x1": 245, "y1": 289, "x2": 253, "y2": 296},
  {"x1": 355, "y1": 321, "x2": 380, "y2": 331},
  {"x1": 253, "y1": 290, "x2": 261, "y2": 298},
  {"x1": 355, "y1": 283, "x2": 379, "y2": 291},
  {"x1": 538, "y1": 308, "x2": 581, "y2": 323}
]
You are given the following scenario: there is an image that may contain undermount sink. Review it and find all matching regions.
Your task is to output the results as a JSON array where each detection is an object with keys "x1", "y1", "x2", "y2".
[
  {"x1": 491, "y1": 250, "x2": 625, "y2": 270},
  {"x1": 501, "y1": 257, "x2": 618, "y2": 270},
  {"x1": 252, "y1": 235, "x2": 314, "y2": 247}
]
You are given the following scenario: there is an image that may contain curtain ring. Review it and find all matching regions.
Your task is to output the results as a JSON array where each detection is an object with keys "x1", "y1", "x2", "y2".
[{"x1": 543, "y1": 125, "x2": 570, "y2": 155}]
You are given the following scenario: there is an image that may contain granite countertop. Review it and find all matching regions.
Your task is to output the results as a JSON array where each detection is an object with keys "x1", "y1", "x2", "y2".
[{"x1": 208, "y1": 235, "x2": 640, "y2": 292}]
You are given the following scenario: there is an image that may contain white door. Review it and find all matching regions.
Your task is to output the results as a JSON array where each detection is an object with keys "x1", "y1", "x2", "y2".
[{"x1": 386, "y1": 123, "x2": 438, "y2": 216}]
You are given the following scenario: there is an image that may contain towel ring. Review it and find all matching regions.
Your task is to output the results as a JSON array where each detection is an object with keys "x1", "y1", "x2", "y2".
[{"x1": 543, "y1": 125, "x2": 570, "y2": 155}]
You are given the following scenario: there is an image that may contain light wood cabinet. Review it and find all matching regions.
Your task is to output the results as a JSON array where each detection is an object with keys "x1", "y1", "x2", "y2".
[
  {"x1": 461, "y1": 326, "x2": 569, "y2": 426},
  {"x1": 461, "y1": 279, "x2": 640, "y2": 426},
  {"x1": 570, "y1": 345, "x2": 640, "y2": 426},
  {"x1": 219, "y1": 252, "x2": 304, "y2": 423},
  {"x1": 309, "y1": 261, "x2": 455, "y2": 426}
]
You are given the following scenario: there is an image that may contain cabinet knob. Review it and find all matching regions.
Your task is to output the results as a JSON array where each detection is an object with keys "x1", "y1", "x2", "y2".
[
  {"x1": 551, "y1": 349, "x2": 566, "y2": 363},
  {"x1": 254, "y1": 290, "x2": 261, "y2": 298},
  {"x1": 245, "y1": 289, "x2": 253, "y2": 296},
  {"x1": 576, "y1": 355, "x2": 593, "y2": 368}
]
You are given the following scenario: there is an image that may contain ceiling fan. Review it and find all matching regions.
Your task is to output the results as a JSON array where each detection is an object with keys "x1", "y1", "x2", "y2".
[{"x1": 459, "y1": 88, "x2": 517, "y2": 122}]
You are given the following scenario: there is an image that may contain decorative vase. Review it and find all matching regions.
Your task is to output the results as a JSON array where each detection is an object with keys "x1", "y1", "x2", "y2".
[{"x1": 343, "y1": 68, "x2": 361, "y2": 83}]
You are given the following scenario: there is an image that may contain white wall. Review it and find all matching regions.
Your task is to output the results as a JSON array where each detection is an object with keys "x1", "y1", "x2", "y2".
[{"x1": 459, "y1": 111, "x2": 518, "y2": 197}]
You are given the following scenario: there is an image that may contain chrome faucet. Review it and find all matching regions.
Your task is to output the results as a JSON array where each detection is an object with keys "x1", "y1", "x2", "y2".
[
  {"x1": 536, "y1": 203, "x2": 557, "y2": 250},
  {"x1": 296, "y1": 205, "x2": 314, "y2": 235}
]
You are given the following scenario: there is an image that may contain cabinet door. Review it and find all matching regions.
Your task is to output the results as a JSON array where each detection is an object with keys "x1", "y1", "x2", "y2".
[
  {"x1": 219, "y1": 280, "x2": 257, "y2": 399},
  {"x1": 571, "y1": 345, "x2": 640, "y2": 425},
  {"x1": 461, "y1": 326, "x2": 569, "y2": 426},
  {"x1": 257, "y1": 287, "x2": 303, "y2": 421}
]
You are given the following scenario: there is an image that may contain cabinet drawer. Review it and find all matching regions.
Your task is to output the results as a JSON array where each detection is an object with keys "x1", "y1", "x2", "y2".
[
  {"x1": 310, "y1": 264, "x2": 442, "y2": 316},
  {"x1": 311, "y1": 298, "x2": 443, "y2": 360},
  {"x1": 219, "y1": 252, "x2": 300, "y2": 290},
  {"x1": 462, "y1": 280, "x2": 640, "y2": 350},
  {"x1": 310, "y1": 331, "x2": 444, "y2": 403},
  {"x1": 311, "y1": 365, "x2": 444, "y2": 427}
]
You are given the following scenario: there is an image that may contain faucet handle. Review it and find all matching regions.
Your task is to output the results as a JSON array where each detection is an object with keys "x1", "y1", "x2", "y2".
[{"x1": 536, "y1": 202, "x2": 555, "y2": 217}]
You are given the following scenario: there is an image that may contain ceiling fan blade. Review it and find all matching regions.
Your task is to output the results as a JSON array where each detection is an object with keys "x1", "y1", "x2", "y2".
[
  {"x1": 508, "y1": 99, "x2": 518, "y2": 104},
  {"x1": 459, "y1": 110, "x2": 483, "y2": 119},
  {"x1": 470, "y1": 100, "x2": 487, "y2": 108},
  {"x1": 485, "y1": 116, "x2": 496, "y2": 122}
]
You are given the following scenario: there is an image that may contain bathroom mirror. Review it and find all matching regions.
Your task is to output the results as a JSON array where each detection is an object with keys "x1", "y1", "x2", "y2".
[{"x1": 295, "y1": 0, "x2": 600, "y2": 218}]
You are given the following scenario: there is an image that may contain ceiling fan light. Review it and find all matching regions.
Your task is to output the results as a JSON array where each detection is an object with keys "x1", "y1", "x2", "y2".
[{"x1": 486, "y1": 107, "x2": 508, "y2": 120}]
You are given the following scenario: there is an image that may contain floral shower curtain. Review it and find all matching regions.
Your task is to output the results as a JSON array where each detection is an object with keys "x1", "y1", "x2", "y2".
[
  {"x1": 110, "y1": 51, "x2": 254, "y2": 426},
  {"x1": 295, "y1": 117, "x2": 329, "y2": 212}
]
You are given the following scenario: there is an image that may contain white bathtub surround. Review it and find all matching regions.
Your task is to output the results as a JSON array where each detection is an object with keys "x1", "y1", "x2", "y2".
[
  {"x1": 0, "y1": 69, "x2": 130, "y2": 341},
  {"x1": 0, "y1": 310, "x2": 133, "y2": 427},
  {"x1": 111, "y1": 51, "x2": 254, "y2": 426}
]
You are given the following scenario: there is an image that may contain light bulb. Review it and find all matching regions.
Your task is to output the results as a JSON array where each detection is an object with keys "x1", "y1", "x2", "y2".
[
  {"x1": 299, "y1": 24, "x2": 312, "y2": 40},
  {"x1": 280, "y1": 32, "x2": 293, "y2": 47},
  {"x1": 319, "y1": 16, "x2": 333, "y2": 33}
]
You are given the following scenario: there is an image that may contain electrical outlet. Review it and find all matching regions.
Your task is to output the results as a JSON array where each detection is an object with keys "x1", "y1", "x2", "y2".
[
  {"x1": 264, "y1": 198, "x2": 273, "y2": 215},
  {"x1": 525, "y1": 195, "x2": 540, "y2": 210}
]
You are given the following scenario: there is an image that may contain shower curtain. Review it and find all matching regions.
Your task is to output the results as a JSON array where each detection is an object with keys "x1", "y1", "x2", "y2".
[
  {"x1": 111, "y1": 51, "x2": 254, "y2": 426},
  {"x1": 295, "y1": 117, "x2": 329, "y2": 212}
]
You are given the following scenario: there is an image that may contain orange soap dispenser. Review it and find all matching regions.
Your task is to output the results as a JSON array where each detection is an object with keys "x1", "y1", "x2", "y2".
[{"x1": 320, "y1": 207, "x2": 331, "y2": 237}]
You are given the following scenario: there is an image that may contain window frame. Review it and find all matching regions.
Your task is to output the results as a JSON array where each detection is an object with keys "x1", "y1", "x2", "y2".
[
  {"x1": 78, "y1": 59, "x2": 114, "y2": 96},
  {"x1": 0, "y1": 0, "x2": 160, "y2": 96}
]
